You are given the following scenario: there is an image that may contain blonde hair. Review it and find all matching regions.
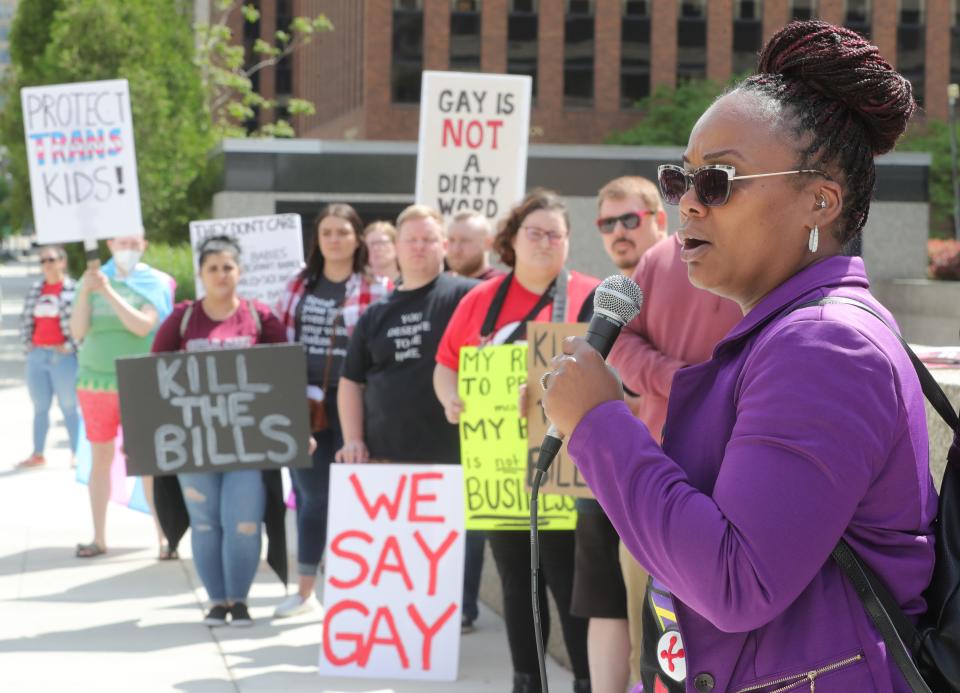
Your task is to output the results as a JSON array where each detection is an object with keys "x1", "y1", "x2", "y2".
[
  {"x1": 363, "y1": 220, "x2": 397, "y2": 242},
  {"x1": 396, "y1": 204, "x2": 445, "y2": 236},
  {"x1": 451, "y1": 210, "x2": 493, "y2": 234},
  {"x1": 597, "y1": 176, "x2": 663, "y2": 212}
]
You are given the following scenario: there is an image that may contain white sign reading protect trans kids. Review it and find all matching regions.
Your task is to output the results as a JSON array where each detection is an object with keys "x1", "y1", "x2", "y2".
[
  {"x1": 415, "y1": 71, "x2": 531, "y2": 222},
  {"x1": 22, "y1": 79, "x2": 143, "y2": 244}
]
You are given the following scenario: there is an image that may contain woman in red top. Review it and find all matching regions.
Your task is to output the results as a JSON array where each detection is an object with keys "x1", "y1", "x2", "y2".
[
  {"x1": 434, "y1": 189, "x2": 598, "y2": 693},
  {"x1": 18, "y1": 245, "x2": 79, "y2": 468}
]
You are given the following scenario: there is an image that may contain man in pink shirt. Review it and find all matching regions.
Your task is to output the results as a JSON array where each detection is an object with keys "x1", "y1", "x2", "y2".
[{"x1": 606, "y1": 208, "x2": 741, "y2": 689}]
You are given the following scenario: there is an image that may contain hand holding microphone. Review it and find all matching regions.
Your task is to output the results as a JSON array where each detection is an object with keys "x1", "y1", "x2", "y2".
[{"x1": 537, "y1": 275, "x2": 643, "y2": 467}]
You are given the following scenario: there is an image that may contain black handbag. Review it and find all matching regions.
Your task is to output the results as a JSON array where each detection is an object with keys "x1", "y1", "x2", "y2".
[{"x1": 795, "y1": 297, "x2": 960, "y2": 693}]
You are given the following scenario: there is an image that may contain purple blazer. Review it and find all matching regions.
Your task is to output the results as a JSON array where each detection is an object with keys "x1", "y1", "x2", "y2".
[{"x1": 569, "y1": 256, "x2": 937, "y2": 693}]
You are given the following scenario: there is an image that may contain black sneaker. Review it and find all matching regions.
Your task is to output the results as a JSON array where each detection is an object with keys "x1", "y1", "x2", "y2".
[
  {"x1": 202, "y1": 604, "x2": 229, "y2": 627},
  {"x1": 229, "y1": 602, "x2": 253, "y2": 627}
]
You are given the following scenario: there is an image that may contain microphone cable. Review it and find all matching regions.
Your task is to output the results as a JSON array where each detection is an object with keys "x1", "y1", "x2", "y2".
[{"x1": 530, "y1": 436, "x2": 563, "y2": 693}]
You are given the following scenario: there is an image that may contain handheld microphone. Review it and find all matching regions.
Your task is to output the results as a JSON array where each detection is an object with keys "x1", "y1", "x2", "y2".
[{"x1": 534, "y1": 274, "x2": 643, "y2": 473}]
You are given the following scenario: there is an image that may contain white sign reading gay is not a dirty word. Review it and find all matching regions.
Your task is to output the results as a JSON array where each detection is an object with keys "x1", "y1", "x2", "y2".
[
  {"x1": 22, "y1": 79, "x2": 142, "y2": 244},
  {"x1": 415, "y1": 71, "x2": 531, "y2": 222},
  {"x1": 189, "y1": 214, "x2": 304, "y2": 307},
  {"x1": 320, "y1": 464, "x2": 465, "y2": 682}
]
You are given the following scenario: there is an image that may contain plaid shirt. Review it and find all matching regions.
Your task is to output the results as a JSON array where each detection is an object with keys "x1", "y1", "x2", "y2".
[
  {"x1": 275, "y1": 271, "x2": 391, "y2": 344},
  {"x1": 20, "y1": 277, "x2": 78, "y2": 353}
]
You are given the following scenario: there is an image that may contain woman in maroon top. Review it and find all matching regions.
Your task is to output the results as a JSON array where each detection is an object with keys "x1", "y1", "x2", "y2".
[
  {"x1": 18, "y1": 245, "x2": 79, "y2": 468},
  {"x1": 152, "y1": 235, "x2": 288, "y2": 627}
]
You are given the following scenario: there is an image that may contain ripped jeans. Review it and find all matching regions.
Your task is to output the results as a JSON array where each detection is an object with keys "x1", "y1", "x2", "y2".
[{"x1": 179, "y1": 470, "x2": 266, "y2": 604}]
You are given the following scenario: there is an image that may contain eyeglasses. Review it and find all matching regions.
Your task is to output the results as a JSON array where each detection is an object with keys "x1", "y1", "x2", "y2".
[
  {"x1": 657, "y1": 164, "x2": 829, "y2": 207},
  {"x1": 595, "y1": 210, "x2": 656, "y2": 234},
  {"x1": 522, "y1": 226, "x2": 567, "y2": 244},
  {"x1": 39, "y1": 257, "x2": 59, "y2": 264}
]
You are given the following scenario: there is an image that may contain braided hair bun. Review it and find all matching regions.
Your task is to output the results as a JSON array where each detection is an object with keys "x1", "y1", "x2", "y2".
[{"x1": 756, "y1": 20, "x2": 914, "y2": 156}]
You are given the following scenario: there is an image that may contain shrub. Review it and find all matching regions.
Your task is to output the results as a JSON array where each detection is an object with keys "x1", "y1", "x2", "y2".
[{"x1": 928, "y1": 238, "x2": 960, "y2": 280}]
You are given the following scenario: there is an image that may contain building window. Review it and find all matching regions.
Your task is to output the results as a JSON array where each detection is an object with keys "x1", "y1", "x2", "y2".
[
  {"x1": 790, "y1": 0, "x2": 818, "y2": 20},
  {"x1": 844, "y1": 0, "x2": 871, "y2": 37},
  {"x1": 508, "y1": 0, "x2": 538, "y2": 99},
  {"x1": 621, "y1": 0, "x2": 651, "y2": 108},
  {"x1": 897, "y1": 1, "x2": 924, "y2": 106},
  {"x1": 677, "y1": 0, "x2": 707, "y2": 83},
  {"x1": 733, "y1": 0, "x2": 762, "y2": 75},
  {"x1": 953, "y1": 1, "x2": 960, "y2": 90},
  {"x1": 565, "y1": 0, "x2": 594, "y2": 108},
  {"x1": 392, "y1": 0, "x2": 424, "y2": 103},
  {"x1": 275, "y1": 0, "x2": 293, "y2": 97},
  {"x1": 450, "y1": 0, "x2": 482, "y2": 71},
  {"x1": 243, "y1": 0, "x2": 262, "y2": 133}
]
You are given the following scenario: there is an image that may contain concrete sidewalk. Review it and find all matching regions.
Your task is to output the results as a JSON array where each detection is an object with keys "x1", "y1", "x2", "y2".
[{"x1": 0, "y1": 258, "x2": 574, "y2": 692}]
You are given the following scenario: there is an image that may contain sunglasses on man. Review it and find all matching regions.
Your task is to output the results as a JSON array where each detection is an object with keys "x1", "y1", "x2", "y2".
[
  {"x1": 657, "y1": 164, "x2": 829, "y2": 207},
  {"x1": 595, "y1": 210, "x2": 657, "y2": 235}
]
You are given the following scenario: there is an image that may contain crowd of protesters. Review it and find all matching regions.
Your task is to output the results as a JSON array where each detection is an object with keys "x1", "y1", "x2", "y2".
[{"x1": 17, "y1": 173, "x2": 730, "y2": 693}]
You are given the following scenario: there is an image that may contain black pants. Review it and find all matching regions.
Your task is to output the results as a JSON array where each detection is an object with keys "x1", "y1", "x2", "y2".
[{"x1": 488, "y1": 529, "x2": 590, "y2": 680}]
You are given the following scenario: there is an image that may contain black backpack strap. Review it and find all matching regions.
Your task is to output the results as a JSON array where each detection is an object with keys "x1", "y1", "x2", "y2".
[{"x1": 793, "y1": 296, "x2": 949, "y2": 693}]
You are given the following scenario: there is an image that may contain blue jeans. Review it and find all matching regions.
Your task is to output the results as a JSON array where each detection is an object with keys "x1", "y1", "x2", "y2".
[
  {"x1": 462, "y1": 530, "x2": 485, "y2": 622},
  {"x1": 25, "y1": 348, "x2": 79, "y2": 455},
  {"x1": 291, "y1": 390, "x2": 342, "y2": 578},
  {"x1": 179, "y1": 470, "x2": 266, "y2": 603}
]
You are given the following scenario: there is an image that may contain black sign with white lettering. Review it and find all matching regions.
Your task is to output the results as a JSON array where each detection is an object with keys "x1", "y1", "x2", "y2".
[{"x1": 116, "y1": 344, "x2": 311, "y2": 476}]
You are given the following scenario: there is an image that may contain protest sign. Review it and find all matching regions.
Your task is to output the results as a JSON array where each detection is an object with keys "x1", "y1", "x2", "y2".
[
  {"x1": 458, "y1": 344, "x2": 577, "y2": 530},
  {"x1": 189, "y1": 214, "x2": 304, "y2": 306},
  {"x1": 526, "y1": 323, "x2": 595, "y2": 498},
  {"x1": 320, "y1": 464, "x2": 465, "y2": 682},
  {"x1": 22, "y1": 79, "x2": 142, "y2": 244},
  {"x1": 415, "y1": 71, "x2": 531, "y2": 221},
  {"x1": 116, "y1": 345, "x2": 311, "y2": 476}
]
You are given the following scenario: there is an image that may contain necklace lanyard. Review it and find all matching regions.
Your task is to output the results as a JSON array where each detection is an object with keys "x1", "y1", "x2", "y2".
[{"x1": 479, "y1": 271, "x2": 567, "y2": 346}]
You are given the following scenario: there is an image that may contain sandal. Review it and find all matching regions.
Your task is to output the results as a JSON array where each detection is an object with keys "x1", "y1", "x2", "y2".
[
  {"x1": 76, "y1": 542, "x2": 106, "y2": 558},
  {"x1": 158, "y1": 544, "x2": 179, "y2": 561},
  {"x1": 16, "y1": 454, "x2": 45, "y2": 469}
]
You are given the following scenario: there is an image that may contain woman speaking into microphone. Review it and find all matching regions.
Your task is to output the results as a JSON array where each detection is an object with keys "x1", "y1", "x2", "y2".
[
  {"x1": 542, "y1": 21, "x2": 935, "y2": 693},
  {"x1": 434, "y1": 189, "x2": 598, "y2": 693}
]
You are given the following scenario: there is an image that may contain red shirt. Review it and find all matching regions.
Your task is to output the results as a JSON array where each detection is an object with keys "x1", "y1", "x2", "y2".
[
  {"x1": 151, "y1": 300, "x2": 287, "y2": 353},
  {"x1": 32, "y1": 282, "x2": 67, "y2": 346},
  {"x1": 436, "y1": 270, "x2": 599, "y2": 370}
]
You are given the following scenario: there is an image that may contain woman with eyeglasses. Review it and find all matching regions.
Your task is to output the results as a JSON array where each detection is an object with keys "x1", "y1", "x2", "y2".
[
  {"x1": 363, "y1": 220, "x2": 401, "y2": 284},
  {"x1": 18, "y1": 246, "x2": 80, "y2": 469},
  {"x1": 542, "y1": 21, "x2": 935, "y2": 693},
  {"x1": 435, "y1": 188, "x2": 599, "y2": 693}
]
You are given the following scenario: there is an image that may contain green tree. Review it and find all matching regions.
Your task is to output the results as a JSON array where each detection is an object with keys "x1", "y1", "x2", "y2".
[
  {"x1": 605, "y1": 78, "x2": 730, "y2": 147},
  {"x1": 196, "y1": 0, "x2": 332, "y2": 138},
  {"x1": 0, "y1": 0, "x2": 214, "y2": 243},
  {"x1": 898, "y1": 121, "x2": 955, "y2": 238}
]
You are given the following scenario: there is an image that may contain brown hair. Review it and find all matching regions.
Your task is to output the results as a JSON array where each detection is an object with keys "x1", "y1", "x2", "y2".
[
  {"x1": 301, "y1": 203, "x2": 367, "y2": 285},
  {"x1": 597, "y1": 176, "x2": 663, "y2": 212},
  {"x1": 493, "y1": 188, "x2": 569, "y2": 268},
  {"x1": 363, "y1": 220, "x2": 397, "y2": 243}
]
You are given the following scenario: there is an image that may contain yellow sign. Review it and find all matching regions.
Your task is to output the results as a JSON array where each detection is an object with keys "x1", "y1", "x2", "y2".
[
  {"x1": 458, "y1": 344, "x2": 577, "y2": 530},
  {"x1": 526, "y1": 323, "x2": 594, "y2": 498}
]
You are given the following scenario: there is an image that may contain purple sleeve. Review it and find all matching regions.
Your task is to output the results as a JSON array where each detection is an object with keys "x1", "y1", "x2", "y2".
[{"x1": 568, "y1": 320, "x2": 896, "y2": 632}]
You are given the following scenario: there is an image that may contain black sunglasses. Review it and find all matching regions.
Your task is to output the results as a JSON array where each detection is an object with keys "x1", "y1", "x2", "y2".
[
  {"x1": 595, "y1": 210, "x2": 656, "y2": 234},
  {"x1": 657, "y1": 164, "x2": 829, "y2": 207}
]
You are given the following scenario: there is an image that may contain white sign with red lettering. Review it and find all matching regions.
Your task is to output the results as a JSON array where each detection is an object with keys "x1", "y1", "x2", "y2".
[
  {"x1": 319, "y1": 464, "x2": 465, "y2": 681},
  {"x1": 415, "y1": 70, "x2": 531, "y2": 222}
]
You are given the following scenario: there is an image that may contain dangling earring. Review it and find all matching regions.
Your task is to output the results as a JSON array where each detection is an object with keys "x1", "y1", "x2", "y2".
[{"x1": 808, "y1": 225, "x2": 819, "y2": 253}]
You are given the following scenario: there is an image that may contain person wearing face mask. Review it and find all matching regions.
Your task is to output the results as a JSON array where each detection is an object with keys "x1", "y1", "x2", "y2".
[
  {"x1": 70, "y1": 234, "x2": 174, "y2": 559},
  {"x1": 17, "y1": 245, "x2": 80, "y2": 469}
]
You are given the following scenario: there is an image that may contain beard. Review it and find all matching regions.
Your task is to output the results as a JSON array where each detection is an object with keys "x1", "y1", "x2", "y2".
[{"x1": 449, "y1": 253, "x2": 485, "y2": 277}]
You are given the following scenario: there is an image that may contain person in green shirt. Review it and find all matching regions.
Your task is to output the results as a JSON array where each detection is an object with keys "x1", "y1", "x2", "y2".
[{"x1": 70, "y1": 234, "x2": 174, "y2": 558}]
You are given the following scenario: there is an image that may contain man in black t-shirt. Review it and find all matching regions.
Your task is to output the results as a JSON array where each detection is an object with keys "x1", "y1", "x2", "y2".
[{"x1": 337, "y1": 204, "x2": 477, "y2": 464}]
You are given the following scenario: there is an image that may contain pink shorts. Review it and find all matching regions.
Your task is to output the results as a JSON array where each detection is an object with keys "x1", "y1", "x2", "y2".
[{"x1": 77, "y1": 389, "x2": 121, "y2": 443}]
